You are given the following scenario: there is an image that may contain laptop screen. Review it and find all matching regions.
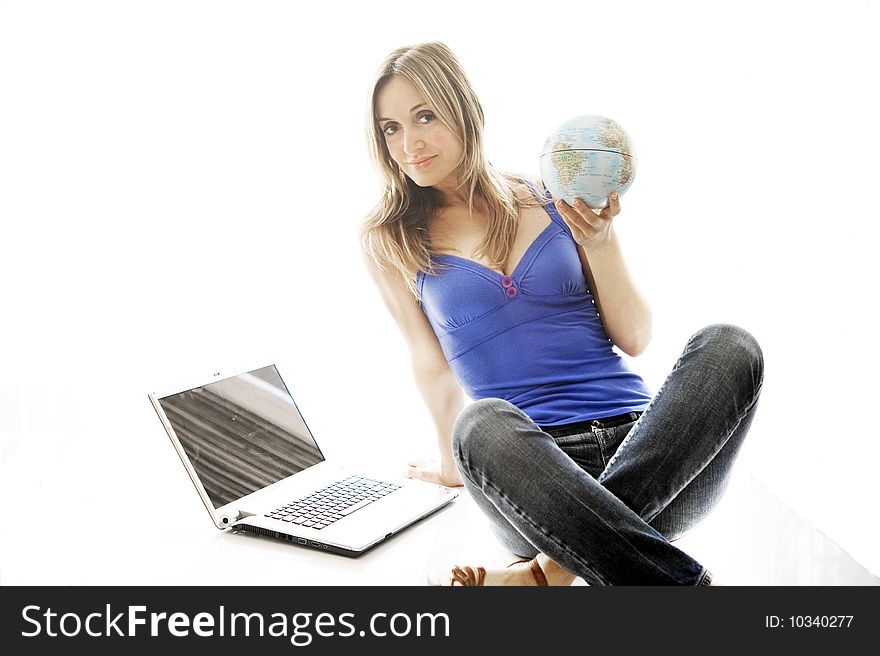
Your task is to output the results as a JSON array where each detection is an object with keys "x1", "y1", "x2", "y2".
[{"x1": 157, "y1": 365, "x2": 324, "y2": 509}]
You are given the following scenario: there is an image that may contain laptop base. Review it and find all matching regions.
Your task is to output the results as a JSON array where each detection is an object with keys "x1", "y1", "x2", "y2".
[{"x1": 234, "y1": 523, "x2": 370, "y2": 557}]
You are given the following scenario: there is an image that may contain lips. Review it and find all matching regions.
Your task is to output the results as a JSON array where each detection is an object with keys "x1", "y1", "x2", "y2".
[{"x1": 409, "y1": 156, "x2": 436, "y2": 168}]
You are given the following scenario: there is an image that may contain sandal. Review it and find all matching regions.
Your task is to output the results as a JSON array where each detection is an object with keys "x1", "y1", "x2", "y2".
[
  {"x1": 504, "y1": 558, "x2": 549, "y2": 586},
  {"x1": 428, "y1": 557, "x2": 549, "y2": 586}
]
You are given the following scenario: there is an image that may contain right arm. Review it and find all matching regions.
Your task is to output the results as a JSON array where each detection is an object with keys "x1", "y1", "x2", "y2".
[{"x1": 361, "y1": 249, "x2": 466, "y2": 487}]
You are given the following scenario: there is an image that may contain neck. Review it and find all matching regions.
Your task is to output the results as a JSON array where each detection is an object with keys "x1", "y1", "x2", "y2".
[
  {"x1": 432, "y1": 174, "x2": 471, "y2": 208},
  {"x1": 439, "y1": 186, "x2": 487, "y2": 214}
]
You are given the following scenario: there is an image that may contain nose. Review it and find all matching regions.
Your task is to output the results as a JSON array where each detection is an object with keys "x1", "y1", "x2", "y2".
[{"x1": 402, "y1": 129, "x2": 424, "y2": 157}]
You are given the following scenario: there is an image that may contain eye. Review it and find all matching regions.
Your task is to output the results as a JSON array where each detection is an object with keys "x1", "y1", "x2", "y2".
[
  {"x1": 418, "y1": 112, "x2": 435, "y2": 124},
  {"x1": 382, "y1": 123, "x2": 398, "y2": 137}
]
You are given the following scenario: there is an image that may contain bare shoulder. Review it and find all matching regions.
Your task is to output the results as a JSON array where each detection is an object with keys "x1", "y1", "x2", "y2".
[
  {"x1": 360, "y1": 242, "x2": 450, "y2": 370},
  {"x1": 509, "y1": 173, "x2": 546, "y2": 202},
  {"x1": 361, "y1": 247, "x2": 412, "y2": 293}
]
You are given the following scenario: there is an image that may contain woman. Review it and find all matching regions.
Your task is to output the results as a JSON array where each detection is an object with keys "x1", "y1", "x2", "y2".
[{"x1": 360, "y1": 42, "x2": 763, "y2": 586}]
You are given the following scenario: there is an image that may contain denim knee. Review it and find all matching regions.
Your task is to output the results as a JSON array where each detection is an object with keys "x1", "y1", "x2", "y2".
[
  {"x1": 690, "y1": 323, "x2": 764, "y2": 396},
  {"x1": 451, "y1": 397, "x2": 515, "y2": 473}
]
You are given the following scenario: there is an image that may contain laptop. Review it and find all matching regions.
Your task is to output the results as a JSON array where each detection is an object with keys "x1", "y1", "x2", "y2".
[{"x1": 148, "y1": 363, "x2": 459, "y2": 556}]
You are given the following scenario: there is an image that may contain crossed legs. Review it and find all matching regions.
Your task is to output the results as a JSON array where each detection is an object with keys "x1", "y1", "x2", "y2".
[{"x1": 452, "y1": 324, "x2": 764, "y2": 585}]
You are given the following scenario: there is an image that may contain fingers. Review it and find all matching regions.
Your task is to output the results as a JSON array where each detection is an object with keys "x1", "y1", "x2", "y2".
[
  {"x1": 605, "y1": 192, "x2": 620, "y2": 218},
  {"x1": 556, "y1": 193, "x2": 621, "y2": 225},
  {"x1": 555, "y1": 199, "x2": 596, "y2": 241},
  {"x1": 556, "y1": 197, "x2": 594, "y2": 217},
  {"x1": 406, "y1": 466, "x2": 439, "y2": 485},
  {"x1": 406, "y1": 459, "x2": 438, "y2": 484},
  {"x1": 556, "y1": 205, "x2": 586, "y2": 242}
]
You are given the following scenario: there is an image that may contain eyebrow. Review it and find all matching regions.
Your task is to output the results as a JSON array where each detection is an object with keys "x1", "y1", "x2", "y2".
[{"x1": 377, "y1": 103, "x2": 427, "y2": 123}]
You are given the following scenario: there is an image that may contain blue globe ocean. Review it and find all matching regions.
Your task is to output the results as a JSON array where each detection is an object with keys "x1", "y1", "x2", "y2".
[{"x1": 539, "y1": 115, "x2": 638, "y2": 209}]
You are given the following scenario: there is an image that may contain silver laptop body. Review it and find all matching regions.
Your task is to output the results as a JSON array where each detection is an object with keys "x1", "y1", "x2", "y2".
[{"x1": 148, "y1": 364, "x2": 458, "y2": 556}]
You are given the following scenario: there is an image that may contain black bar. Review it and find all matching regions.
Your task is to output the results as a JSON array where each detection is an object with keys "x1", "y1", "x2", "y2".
[{"x1": 2, "y1": 586, "x2": 877, "y2": 654}]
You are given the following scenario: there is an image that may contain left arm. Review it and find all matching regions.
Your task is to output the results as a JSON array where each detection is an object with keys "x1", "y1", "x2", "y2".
[{"x1": 555, "y1": 193, "x2": 652, "y2": 357}]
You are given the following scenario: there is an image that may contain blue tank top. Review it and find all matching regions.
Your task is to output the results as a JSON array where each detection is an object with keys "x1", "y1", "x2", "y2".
[{"x1": 416, "y1": 184, "x2": 652, "y2": 426}]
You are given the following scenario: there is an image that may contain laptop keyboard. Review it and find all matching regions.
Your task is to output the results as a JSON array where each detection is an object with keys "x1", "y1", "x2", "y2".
[{"x1": 265, "y1": 475, "x2": 402, "y2": 530}]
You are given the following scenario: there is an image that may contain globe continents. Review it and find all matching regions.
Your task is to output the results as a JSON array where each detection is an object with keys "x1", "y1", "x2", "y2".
[{"x1": 539, "y1": 115, "x2": 637, "y2": 209}]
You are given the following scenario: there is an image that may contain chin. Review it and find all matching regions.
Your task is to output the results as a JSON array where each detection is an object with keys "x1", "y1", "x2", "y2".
[{"x1": 406, "y1": 174, "x2": 439, "y2": 188}]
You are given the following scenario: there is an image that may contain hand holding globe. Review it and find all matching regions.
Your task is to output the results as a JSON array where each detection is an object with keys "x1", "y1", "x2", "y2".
[
  {"x1": 553, "y1": 192, "x2": 621, "y2": 249},
  {"x1": 539, "y1": 114, "x2": 637, "y2": 210}
]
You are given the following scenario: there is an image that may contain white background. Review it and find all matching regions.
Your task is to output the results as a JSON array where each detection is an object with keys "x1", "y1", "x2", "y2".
[{"x1": 1, "y1": 0, "x2": 878, "y2": 582}]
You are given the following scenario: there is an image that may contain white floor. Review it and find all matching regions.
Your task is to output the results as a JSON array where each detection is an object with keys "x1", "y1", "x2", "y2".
[{"x1": 666, "y1": 473, "x2": 879, "y2": 586}]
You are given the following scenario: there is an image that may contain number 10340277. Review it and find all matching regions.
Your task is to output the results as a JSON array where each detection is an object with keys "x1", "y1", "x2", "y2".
[{"x1": 765, "y1": 616, "x2": 854, "y2": 628}]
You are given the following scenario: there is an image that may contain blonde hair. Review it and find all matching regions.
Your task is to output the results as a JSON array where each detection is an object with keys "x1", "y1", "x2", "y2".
[{"x1": 360, "y1": 41, "x2": 547, "y2": 300}]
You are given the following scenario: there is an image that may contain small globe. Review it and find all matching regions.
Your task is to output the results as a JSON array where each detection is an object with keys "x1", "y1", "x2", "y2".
[{"x1": 539, "y1": 114, "x2": 638, "y2": 209}]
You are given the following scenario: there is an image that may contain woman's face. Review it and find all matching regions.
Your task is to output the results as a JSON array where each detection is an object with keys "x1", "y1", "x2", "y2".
[{"x1": 376, "y1": 76, "x2": 464, "y2": 194}]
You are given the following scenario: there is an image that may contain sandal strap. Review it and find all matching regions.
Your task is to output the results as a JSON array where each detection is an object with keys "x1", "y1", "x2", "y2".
[{"x1": 529, "y1": 558, "x2": 549, "y2": 586}]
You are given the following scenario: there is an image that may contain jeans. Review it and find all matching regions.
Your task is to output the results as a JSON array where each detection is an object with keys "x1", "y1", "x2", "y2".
[{"x1": 451, "y1": 323, "x2": 764, "y2": 586}]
